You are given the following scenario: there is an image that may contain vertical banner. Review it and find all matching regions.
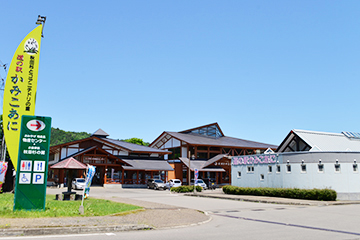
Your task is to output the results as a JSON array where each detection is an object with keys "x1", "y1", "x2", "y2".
[
  {"x1": 13, "y1": 115, "x2": 51, "y2": 211},
  {"x1": 3, "y1": 25, "x2": 43, "y2": 171},
  {"x1": 0, "y1": 162, "x2": 8, "y2": 192},
  {"x1": 84, "y1": 165, "x2": 95, "y2": 199},
  {"x1": 194, "y1": 168, "x2": 199, "y2": 185}
]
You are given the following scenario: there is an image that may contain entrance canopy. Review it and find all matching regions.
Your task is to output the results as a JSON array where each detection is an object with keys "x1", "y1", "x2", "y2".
[{"x1": 50, "y1": 157, "x2": 87, "y2": 170}]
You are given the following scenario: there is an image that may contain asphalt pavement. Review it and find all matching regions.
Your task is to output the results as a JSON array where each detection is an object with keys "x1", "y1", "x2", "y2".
[{"x1": 1, "y1": 187, "x2": 359, "y2": 237}]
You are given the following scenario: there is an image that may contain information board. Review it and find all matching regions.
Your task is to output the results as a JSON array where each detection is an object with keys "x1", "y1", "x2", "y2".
[{"x1": 14, "y1": 115, "x2": 51, "y2": 211}]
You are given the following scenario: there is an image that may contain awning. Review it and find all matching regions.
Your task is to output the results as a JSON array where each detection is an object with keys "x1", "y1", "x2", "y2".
[
  {"x1": 122, "y1": 159, "x2": 174, "y2": 171},
  {"x1": 178, "y1": 158, "x2": 225, "y2": 172}
]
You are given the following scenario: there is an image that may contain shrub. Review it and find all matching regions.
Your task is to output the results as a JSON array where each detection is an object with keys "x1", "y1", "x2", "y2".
[
  {"x1": 170, "y1": 185, "x2": 202, "y2": 193},
  {"x1": 222, "y1": 185, "x2": 337, "y2": 201}
]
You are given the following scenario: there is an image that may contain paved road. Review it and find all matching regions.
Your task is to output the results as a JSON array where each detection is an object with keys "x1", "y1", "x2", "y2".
[{"x1": 12, "y1": 187, "x2": 360, "y2": 240}]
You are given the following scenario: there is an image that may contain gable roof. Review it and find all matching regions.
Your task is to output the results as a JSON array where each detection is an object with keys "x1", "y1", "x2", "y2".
[
  {"x1": 50, "y1": 157, "x2": 87, "y2": 169},
  {"x1": 151, "y1": 131, "x2": 277, "y2": 149},
  {"x1": 91, "y1": 128, "x2": 109, "y2": 138},
  {"x1": 277, "y1": 129, "x2": 360, "y2": 152}
]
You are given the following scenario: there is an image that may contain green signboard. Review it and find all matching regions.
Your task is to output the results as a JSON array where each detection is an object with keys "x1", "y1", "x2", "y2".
[{"x1": 14, "y1": 115, "x2": 52, "y2": 211}]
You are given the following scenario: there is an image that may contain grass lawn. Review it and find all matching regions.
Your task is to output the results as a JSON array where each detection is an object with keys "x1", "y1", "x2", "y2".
[{"x1": 0, "y1": 193, "x2": 142, "y2": 218}]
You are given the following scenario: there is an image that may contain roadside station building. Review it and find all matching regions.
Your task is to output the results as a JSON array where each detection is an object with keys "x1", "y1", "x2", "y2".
[
  {"x1": 231, "y1": 129, "x2": 360, "y2": 200},
  {"x1": 48, "y1": 129, "x2": 172, "y2": 187},
  {"x1": 150, "y1": 123, "x2": 277, "y2": 185}
]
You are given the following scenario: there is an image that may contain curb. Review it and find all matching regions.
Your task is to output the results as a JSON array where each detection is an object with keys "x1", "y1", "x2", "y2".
[
  {"x1": 158, "y1": 211, "x2": 212, "y2": 230},
  {"x1": 184, "y1": 193, "x2": 360, "y2": 206},
  {"x1": 0, "y1": 224, "x2": 153, "y2": 237}
]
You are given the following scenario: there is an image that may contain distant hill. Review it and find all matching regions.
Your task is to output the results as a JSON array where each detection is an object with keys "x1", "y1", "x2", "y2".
[
  {"x1": 50, "y1": 128, "x2": 91, "y2": 146},
  {"x1": 50, "y1": 128, "x2": 150, "y2": 147}
]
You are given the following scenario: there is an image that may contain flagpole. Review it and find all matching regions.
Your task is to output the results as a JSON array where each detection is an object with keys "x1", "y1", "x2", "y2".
[{"x1": 79, "y1": 165, "x2": 88, "y2": 214}]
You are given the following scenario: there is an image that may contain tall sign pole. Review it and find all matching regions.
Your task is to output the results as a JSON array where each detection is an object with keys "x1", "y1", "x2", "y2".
[{"x1": 2, "y1": 16, "x2": 46, "y2": 171}]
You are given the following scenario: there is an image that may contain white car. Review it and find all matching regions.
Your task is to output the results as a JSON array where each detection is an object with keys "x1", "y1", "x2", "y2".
[
  {"x1": 72, "y1": 178, "x2": 86, "y2": 190},
  {"x1": 166, "y1": 179, "x2": 182, "y2": 188},
  {"x1": 191, "y1": 179, "x2": 207, "y2": 190}
]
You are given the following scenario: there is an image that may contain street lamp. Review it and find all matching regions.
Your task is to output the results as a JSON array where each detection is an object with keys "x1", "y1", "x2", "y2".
[{"x1": 35, "y1": 15, "x2": 46, "y2": 37}]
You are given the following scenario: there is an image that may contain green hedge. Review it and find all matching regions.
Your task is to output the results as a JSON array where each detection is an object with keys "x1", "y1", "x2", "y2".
[
  {"x1": 170, "y1": 185, "x2": 203, "y2": 193},
  {"x1": 222, "y1": 185, "x2": 337, "y2": 201}
]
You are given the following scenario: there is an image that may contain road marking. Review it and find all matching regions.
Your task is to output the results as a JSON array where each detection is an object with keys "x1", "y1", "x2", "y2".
[{"x1": 213, "y1": 213, "x2": 360, "y2": 236}]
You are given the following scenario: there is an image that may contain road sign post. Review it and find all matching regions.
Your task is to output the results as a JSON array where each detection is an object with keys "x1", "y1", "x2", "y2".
[{"x1": 13, "y1": 115, "x2": 52, "y2": 211}]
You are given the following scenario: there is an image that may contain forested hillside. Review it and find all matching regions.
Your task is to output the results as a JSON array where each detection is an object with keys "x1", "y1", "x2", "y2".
[
  {"x1": 50, "y1": 128, "x2": 91, "y2": 146},
  {"x1": 50, "y1": 128, "x2": 150, "y2": 147}
]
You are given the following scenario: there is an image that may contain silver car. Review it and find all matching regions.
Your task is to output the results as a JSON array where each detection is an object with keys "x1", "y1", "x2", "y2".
[
  {"x1": 147, "y1": 179, "x2": 167, "y2": 190},
  {"x1": 166, "y1": 179, "x2": 182, "y2": 188},
  {"x1": 191, "y1": 179, "x2": 207, "y2": 190},
  {"x1": 72, "y1": 178, "x2": 86, "y2": 190}
]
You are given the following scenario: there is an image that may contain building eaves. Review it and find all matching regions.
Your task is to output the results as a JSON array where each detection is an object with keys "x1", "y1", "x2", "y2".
[{"x1": 166, "y1": 132, "x2": 277, "y2": 149}]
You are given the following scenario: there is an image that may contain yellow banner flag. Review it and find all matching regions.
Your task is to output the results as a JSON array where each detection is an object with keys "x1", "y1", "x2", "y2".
[{"x1": 3, "y1": 25, "x2": 43, "y2": 170}]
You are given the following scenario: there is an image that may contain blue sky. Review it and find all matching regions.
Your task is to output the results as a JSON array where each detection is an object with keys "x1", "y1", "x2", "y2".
[{"x1": 1, "y1": 1, "x2": 360, "y2": 146}]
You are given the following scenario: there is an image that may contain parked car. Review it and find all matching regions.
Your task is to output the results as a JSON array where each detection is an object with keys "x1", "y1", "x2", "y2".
[
  {"x1": 166, "y1": 179, "x2": 182, "y2": 189},
  {"x1": 203, "y1": 178, "x2": 217, "y2": 190},
  {"x1": 72, "y1": 178, "x2": 86, "y2": 190},
  {"x1": 147, "y1": 179, "x2": 167, "y2": 190},
  {"x1": 191, "y1": 179, "x2": 207, "y2": 190}
]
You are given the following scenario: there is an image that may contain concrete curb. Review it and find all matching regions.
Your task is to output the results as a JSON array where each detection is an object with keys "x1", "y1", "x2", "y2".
[
  {"x1": 184, "y1": 193, "x2": 360, "y2": 206},
  {"x1": 0, "y1": 224, "x2": 153, "y2": 237}
]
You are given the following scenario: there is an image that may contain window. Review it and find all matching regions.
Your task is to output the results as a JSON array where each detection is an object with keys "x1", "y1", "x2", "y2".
[
  {"x1": 286, "y1": 165, "x2": 291, "y2": 173},
  {"x1": 301, "y1": 164, "x2": 306, "y2": 173},
  {"x1": 353, "y1": 164, "x2": 358, "y2": 172},
  {"x1": 168, "y1": 147, "x2": 181, "y2": 160},
  {"x1": 318, "y1": 164, "x2": 324, "y2": 173},
  {"x1": 268, "y1": 165, "x2": 272, "y2": 173},
  {"x1": 276, "y1": 165, "x2": 281, "y2": 173},
  {"x1": 260, "y1": 174, "x2": 264, "y2": 180},
  {"x1": 247, "y1": 166, "x2": 254, "y2": 173},
  {"x1": 237, "y1": 171, "x2": 241, "y2": 178},
  {"x1": 335, "y1": 164, "x2": 341, "y2": 173}
]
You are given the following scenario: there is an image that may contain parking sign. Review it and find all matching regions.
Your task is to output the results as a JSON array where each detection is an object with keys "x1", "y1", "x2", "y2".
[{"x1": 14, "y1": 116, "x2": 51, "y2": 211}]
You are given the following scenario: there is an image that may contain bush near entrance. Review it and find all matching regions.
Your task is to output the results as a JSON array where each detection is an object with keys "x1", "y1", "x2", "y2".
[
  {"x1": 170, "y1": 186, "x2": 202, "y2": 193},
  {"x1": 222, "y1": 185, "x2": 337, "y2": 201}
]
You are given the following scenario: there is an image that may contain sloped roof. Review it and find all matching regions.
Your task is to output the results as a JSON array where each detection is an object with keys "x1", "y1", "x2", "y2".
[
  {"x1": 122, "y1": 159, "x2": 174, "y2": 171},
  {"x1": 105, "y1": 138, "x2": 171, "y2": 154},
  {"x1": 164, "y1": 131, "x2": 277, "y2": 149},
  {"x1": 278, "y1": 129, "x2": 360, "y2": 152},
  {"x1": 91, "y1": 128, "x2": 109, "y2": 137},
  {"x1": 178, "y1": 158, "x2": 225, "y2": 172},
  {"x1": 202, "y1": 154, "x2": 229, "y2": 168},
  {"x1": 50, "y1": 157, "x2": 87, "y2": 169}
]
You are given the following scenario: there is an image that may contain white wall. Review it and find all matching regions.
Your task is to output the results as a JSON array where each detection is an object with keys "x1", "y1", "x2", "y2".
[{"x1": 231, "y1": 152, "x2": 360, "y2": 200}]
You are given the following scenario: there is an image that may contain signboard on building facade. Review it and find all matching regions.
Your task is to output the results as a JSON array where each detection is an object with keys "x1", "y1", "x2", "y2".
[
  {"x1": 232, "y1": 154, "x2": 278, "y2": 166},
  {"x1": 3, "y1": 25, "x2": 43, "y2": 171},
  {"x1": 14, "y1": 115, "x2": 51, "y2": 211}
]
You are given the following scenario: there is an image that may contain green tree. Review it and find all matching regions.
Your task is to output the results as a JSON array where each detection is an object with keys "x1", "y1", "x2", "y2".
[
  {"x1": 122, "y1": 138, "x2": 149, "y2": 146},
  {"x1": 50, "y1": 128, "x2": 91, "y2": 146}
]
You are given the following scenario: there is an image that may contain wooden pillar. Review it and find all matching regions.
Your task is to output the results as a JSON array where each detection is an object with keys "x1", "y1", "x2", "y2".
[
  {"x1": 136, "y1": 170, "x2": 139, "y2": 184},
  {"x1": 121, "y1": 168, "x2": 124, "y2": 184}
]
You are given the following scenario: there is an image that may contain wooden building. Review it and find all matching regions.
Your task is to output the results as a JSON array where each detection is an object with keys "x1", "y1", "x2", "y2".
[
  {"x1": 150, "y1": 123, "x2": 277, "y2": 185},
  {"x1": 48, "y1": 129, "x2": 172, "y2": 187}
]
